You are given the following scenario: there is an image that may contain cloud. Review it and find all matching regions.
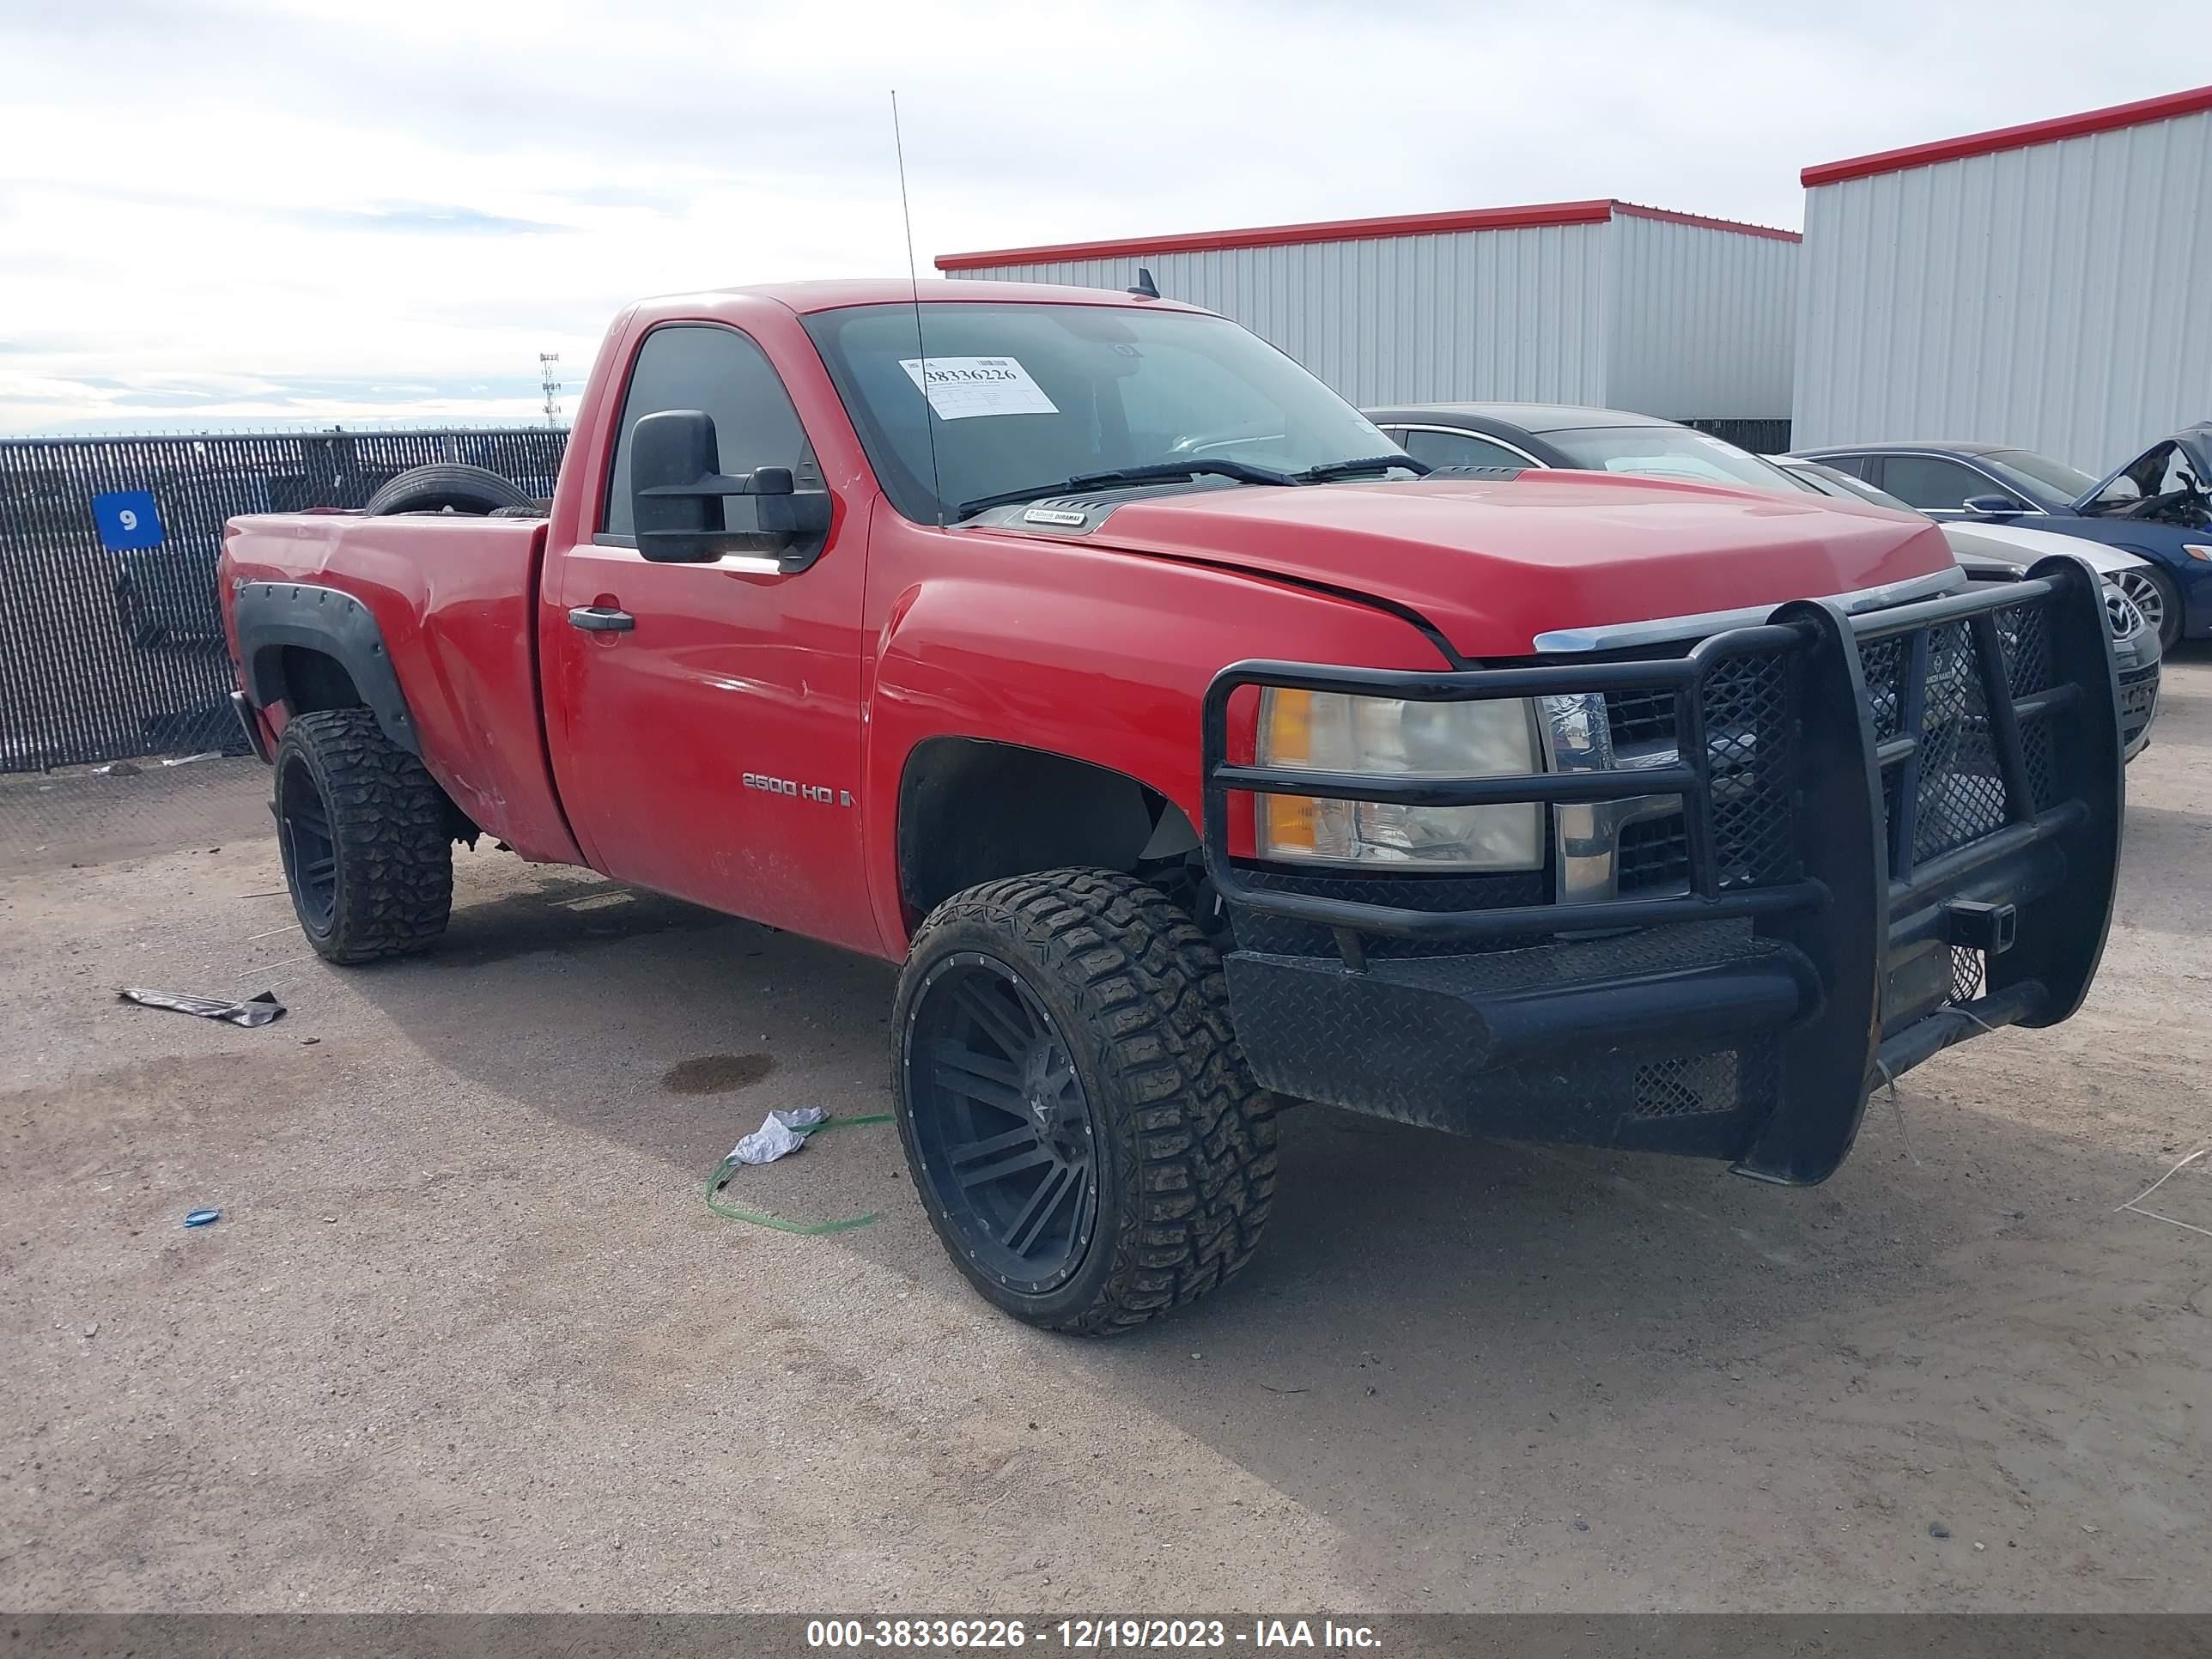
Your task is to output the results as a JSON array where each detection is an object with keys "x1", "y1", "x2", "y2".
[
  {"x1": 0, "y1": 0, "x2": 2200, "y2": 431},
  {"x1": 272, "y1": 204, "x2": 575, "y2": 235}
]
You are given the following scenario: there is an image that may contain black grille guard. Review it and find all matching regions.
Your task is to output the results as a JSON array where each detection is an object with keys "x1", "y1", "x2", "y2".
[{"x1": 1200, "y1": 556, "x2": 2124, "y2": 1183}]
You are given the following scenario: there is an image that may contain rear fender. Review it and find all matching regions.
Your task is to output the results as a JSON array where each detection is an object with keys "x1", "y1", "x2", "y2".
[{"x1": 234, "y1": 580, "x2": 420, "y2": 755}]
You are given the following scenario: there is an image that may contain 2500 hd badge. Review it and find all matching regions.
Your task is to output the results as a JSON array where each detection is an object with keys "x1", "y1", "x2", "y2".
[{"x1": 743, "y1": 772, "x2": 853, "y2": 806}]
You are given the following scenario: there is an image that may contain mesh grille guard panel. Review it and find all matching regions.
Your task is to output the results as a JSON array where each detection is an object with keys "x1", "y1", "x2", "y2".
[
  {"x1": 1200, "y1": 561, "x2": 2124, "y2": 1183},
  {"x1": 1200, "y1": 621, "x2": 1820, "y2": 948},
  {"x1": 1200, "y1": 569, "x2": 2106, "y2": 952}
]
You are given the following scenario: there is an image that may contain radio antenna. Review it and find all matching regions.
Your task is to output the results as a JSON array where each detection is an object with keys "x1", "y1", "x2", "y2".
[{"x1": 891, "y1": 90, "x2": 945, "y2": 528}]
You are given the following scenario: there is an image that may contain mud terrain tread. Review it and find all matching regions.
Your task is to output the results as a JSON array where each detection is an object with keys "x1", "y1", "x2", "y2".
[
  {"x1": 904, "y1": 868, "x2": 1277, "y2": 1334},
  {"x1": 277, "y1": 708, "x2": 453, "y2": 963},
  {"x1": 362, "y1": 463, "x2": 534, "y2": 518}
]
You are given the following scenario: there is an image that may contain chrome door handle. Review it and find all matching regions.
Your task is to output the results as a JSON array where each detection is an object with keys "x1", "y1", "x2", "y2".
[{"x1": 568, "y1": 605, "x2": 635, "y2": 633}]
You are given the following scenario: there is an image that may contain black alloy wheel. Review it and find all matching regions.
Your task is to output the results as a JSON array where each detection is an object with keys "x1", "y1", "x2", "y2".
[
  {"x1": 903, "y1": 951, "x2": 1101, "y2": 1293},
  {"x1": 276, "y1": 748, "x2": 339, "y2": 933}
]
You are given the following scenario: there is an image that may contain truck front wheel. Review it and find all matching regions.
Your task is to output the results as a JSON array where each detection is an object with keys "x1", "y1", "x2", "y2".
[
  {"x1": 891, "y1": 869, "x2": 1277, "y2": 1334},
  {"x1": 273, "y1": 708, "x2": 453, "y2": 963}
]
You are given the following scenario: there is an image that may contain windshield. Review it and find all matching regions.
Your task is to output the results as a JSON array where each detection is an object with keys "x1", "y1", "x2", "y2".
[
  {"x1": 1984, "y1": 449, "x2": 2097, "y2": 507},
  {"x1": 803, "y1": 302, "x2": 1403, "y2": 523},
  {"x1": 1543, "y1": 426, "x2": 1806, "y2": 495}
]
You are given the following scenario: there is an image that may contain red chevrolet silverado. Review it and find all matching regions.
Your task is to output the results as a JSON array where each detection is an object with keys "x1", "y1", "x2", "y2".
[{"x1": 220, "y1": 279, "x2": 2124, "y2": 1332}]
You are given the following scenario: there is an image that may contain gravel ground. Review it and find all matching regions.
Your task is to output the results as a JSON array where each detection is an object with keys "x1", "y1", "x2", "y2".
[{"x1": 2, "y1": 656, "x2": 2208, "y2": 1613}]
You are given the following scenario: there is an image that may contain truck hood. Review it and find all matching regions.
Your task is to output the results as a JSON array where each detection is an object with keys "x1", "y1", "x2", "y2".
[{"x1": 982, "y1": 471, "x2": 1958, "y2": 657}]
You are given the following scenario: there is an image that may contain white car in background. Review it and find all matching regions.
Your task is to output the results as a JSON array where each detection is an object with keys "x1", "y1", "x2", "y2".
[{"x1": 1773, "y1": 457, "x2": 2160, "y2": 759}]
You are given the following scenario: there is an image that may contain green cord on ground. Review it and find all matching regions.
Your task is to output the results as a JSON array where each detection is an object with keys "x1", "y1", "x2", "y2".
[{"x1": 702, "y1": 1113, "x2": 897, "y2": 1235}]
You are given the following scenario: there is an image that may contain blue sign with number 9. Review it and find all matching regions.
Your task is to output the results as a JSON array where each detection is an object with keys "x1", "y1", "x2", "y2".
[{"x1": 92, "y1": 489, "x2": 165, "y2": 552}]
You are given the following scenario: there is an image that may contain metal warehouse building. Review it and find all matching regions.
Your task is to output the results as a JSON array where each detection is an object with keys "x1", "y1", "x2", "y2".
[
  {"x1": 1793, "y1": 84, "x2": 2212, "y2": 470},
  {"x1": 938, "y1": 199, "x2": 1801, "y2": 438}
]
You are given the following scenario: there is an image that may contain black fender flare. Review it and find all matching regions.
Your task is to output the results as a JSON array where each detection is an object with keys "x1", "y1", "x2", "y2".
[{"x1": 234, "y1": 581, "x2": 421, "y2": 755}]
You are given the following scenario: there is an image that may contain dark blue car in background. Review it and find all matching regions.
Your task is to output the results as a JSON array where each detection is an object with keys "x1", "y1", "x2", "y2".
[{"x1": 1792, "y1": 423, "x2": 2212, "y2": 648}]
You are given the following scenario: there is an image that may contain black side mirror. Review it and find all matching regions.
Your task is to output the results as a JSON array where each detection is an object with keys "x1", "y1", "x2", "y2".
[
  {"x1": 1963, "y1": 493, "x2": 2025, "y2": 517},
  {"x1": 630, "y1": 409, "x2": 833, "y2": 564}
]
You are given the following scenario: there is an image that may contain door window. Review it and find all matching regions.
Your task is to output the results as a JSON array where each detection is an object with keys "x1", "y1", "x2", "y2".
[
  {"x1": 1876, "y1": 455, "x2": 2007, "y2": 512},
  {"x1": 1403, "y1": 428, "x2": 1529, "y2": 470},
  {"x1": 601, "y1": 324, "x2": 815, "y2": 538}
]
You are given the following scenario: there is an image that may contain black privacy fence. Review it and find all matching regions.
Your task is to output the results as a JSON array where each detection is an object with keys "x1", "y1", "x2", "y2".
[
  {"x1": 0, "y1": 428, "x2": 569, "y2": 774},
  {"x1": 1681, "y1": 418, "x2": 1792, "y2": 453}
]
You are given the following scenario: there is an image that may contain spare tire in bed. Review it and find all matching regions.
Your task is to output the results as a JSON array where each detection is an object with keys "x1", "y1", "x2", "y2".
[{"x1": 362, "y1": 464, "x2": 537, "y2": 518}]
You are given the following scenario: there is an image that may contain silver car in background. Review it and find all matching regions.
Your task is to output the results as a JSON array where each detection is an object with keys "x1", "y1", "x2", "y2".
[{"x1": 1774, "y1": 458, "x2": 2160, "y2": 759}]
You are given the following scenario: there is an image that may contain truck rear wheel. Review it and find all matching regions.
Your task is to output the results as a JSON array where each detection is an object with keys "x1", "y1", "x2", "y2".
[
  {"x1": 891, "y1": 869, "x2": 1276, "y2": 1334},
  {"x1": 273, "y1": 708, "x2": 453, "y2": 963}
]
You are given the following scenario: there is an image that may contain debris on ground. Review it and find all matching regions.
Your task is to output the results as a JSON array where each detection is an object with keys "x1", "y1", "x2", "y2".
[
  {"x1": 729, "y1": 1106, "x2": 828, "y2": 1166},
  {"x1": 2115, "y1": 1145, "x2": 2212, "y2": 1240},
  {"x1": 118, "y1": 987, "x2": 285, "y2": 1028},
  {"x1": 1929, "y1": 1522, "x2": 1952, "y2": 1539},
  {"x1": 702, "y1": 1109, "x2": 895, "y2": 1236},
  {"x1": 184, "y1": 1209, "x2": 222, "y2": 1228}
]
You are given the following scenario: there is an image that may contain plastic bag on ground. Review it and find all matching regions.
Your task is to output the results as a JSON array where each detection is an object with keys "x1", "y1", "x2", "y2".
[
  {"x1": 729, "y1": 1107, "x2": 829, "y2": 1166},
  {"x1": 119, "y1": 988, "x2": 286, "y2": 1028}
]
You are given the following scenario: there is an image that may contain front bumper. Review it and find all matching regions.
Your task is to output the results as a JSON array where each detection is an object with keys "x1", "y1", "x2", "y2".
[
  {"x1": 2113, "y1": 627, "x2": 2160, "y2": 759},
  {"x1": 1200, "y1": 558, "x2": 2124, "y2": 1184}
]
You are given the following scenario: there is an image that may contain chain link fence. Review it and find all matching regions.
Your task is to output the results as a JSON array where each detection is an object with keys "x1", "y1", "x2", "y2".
[{"x1": 0, "y1": 428, "x2": 568, "y2": 776}]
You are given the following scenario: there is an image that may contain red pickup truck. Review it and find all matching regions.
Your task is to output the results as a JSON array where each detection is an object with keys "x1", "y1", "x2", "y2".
[{"x1": 220, "y1": 278, "x2": 2124, "y2": 1333}]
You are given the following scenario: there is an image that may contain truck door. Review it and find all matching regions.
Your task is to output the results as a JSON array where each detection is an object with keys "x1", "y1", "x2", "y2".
[{"x1": 540, "y1": 321, "x2": 877, "y2": 953}]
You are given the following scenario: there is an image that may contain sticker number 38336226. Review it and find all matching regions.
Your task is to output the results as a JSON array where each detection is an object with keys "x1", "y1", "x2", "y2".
[{"x1": 899, "y1": 356, "x2": 1060, "y2": 421}]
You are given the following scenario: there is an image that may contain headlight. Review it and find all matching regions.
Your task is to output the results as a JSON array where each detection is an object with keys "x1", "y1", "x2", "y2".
[
  {"x1": 1254, "y1": 689, "x2": 1543, "y2": 869},
  {"x1": 2184, "y1": 544, "x2": 2212, "y2": 562}
]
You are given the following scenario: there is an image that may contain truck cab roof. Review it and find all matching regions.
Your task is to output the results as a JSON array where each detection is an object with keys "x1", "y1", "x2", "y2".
[{"x1": 644, "y1": 277, "x2": 1210, "y2": 318}]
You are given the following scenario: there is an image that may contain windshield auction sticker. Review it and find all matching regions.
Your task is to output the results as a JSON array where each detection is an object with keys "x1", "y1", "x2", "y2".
[{"x1": 900, "y1": 356, "x2": 1060, "y2": 420}]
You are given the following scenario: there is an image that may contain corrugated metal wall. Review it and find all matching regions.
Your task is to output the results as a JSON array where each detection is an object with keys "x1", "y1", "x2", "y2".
[
  {"x1": 1793, "y1": 107, "x2": 2212, "y2": 469},
  {"x1": 955, "y1": 223, "x2": 1614, "y2": 408},
  {"x1": 959, "y1": 215, "x2": 1798, "y2": 420},
  {"x1": 1607, "y1": 215, "x2": 1798, "y2": 421}
]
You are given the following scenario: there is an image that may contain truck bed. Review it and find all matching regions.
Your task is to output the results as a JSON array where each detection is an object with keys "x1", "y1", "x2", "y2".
[{"x1": 220, "y1": 513, "x2": 581, "y2": 865}]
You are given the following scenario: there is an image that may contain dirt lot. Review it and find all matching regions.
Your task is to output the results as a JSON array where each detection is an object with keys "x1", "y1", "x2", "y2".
[{"x1": 3, "y1": 659, "x2": 2208, "y2": 1614}]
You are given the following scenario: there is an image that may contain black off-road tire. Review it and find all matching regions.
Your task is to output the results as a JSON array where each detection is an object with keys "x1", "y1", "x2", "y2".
[
  {"x1": 272, "y1": 708, "x2": 453, "y2": 963},
  {"x1": 362, "y1": 463, "x2": 535, "y2": 518},
  {"x1": 891, "y1": 868, "x2": 1277, "y2": 1334}
]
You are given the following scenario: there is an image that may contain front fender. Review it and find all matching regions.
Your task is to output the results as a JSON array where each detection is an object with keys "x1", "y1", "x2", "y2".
[{"x1": 860, "y1": 554, "x2": 1449, "y2": 955}]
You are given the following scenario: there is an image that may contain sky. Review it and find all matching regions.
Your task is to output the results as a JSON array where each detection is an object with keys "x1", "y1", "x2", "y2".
[{"x1": 0, "y1": 0, "x2": 2201, "y2": 434}]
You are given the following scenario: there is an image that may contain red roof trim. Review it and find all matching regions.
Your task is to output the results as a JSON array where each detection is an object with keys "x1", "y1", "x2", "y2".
[
  {"x1": 1803, "y1": 83, "x2": 2212, "y2": 188},
  {"x1": 933, "y1": 198, "x2": 1796, "y2": 270}
]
